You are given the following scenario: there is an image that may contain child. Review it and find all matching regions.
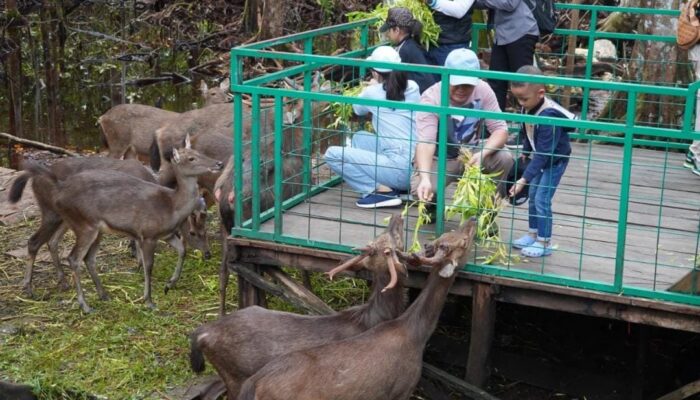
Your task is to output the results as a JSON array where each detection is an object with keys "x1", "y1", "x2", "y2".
[
  {"x1": 380, "y1": 7, "x2": 435, "y2": 93},
  {"x1": 508, "y1": 65, "x2": 575, "y2": 257},
  {"x1": 324, "y1": 46, "x2": 420, "y2": 208}
]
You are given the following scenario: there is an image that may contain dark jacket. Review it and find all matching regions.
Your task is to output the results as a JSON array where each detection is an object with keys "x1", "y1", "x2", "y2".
[
  {"x1": 396, "y1": 37, "x2": 436, "y2": 93},
  {"x1": 521, "y1": 104, "x2": 573, "y2": 183},
  {"x1": 433, "y1": 9, "x2": 472, "y2": 45}
]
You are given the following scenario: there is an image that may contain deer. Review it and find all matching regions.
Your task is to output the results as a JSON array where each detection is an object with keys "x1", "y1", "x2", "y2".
[
  {"x1": 188, "y1": 214, "x2": 408, "y2": 397},
  {"x1": 18, "y1": 140, "x2": 223, "y2": 313},
  {"x1": 98, "y1": 78, "x2": 231, "y2": 161},
  {"x1": 237, "y1": 218, "x2": 477, "y2": 400},
  {"x1": 8, "y1": 156, "x2": 210, "y2": 298}
]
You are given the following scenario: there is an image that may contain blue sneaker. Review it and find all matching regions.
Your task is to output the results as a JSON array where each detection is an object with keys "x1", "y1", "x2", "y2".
[{"x1": 356, "y1": 190, "x2": 402, "y2": 209}]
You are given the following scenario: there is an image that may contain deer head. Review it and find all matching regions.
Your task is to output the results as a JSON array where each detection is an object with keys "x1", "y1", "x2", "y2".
[
  {"x1": 326, "y1": 214, "x2": 406, "y2": 292},
  {"x1": 399, "y1": 218, "x2": 477, "y2": 278}
]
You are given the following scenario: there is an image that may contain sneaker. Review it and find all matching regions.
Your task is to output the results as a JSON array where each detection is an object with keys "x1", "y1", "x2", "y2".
[
  {"x1": 684, "y1": 151, "x2": 695, "y2": 169},
  {"x1": 505, "y1": 134, "x2": 523, "y2": 149},
  {"x1": 356, "y1": 190, "x2": 402, "y2": 209}
]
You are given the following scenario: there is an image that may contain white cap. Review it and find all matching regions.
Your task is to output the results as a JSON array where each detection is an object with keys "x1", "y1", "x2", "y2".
[
  {"x1": 366, "y1": 46, "x2": 402, "y2": 73},
  {"x1": 444, "y1": 48, "x2": 480, "y2": 86}
]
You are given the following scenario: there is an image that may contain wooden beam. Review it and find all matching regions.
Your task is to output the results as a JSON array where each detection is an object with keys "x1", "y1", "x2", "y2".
[
  {"x1": 230, "y1": 262, "x2": 334, "y2": 315},
  {"x1": 466, "y1": 283, "x2": 497, "y2": 388},
  {"x1": 423, "y1": 363, "x2": 501, "y2": 400},
  {"x1": 656, "y1": 379, "x2": 700, "y2": 400},
  {"x1": 260, "y1": 265, "x2": 334, "y2": 315}
]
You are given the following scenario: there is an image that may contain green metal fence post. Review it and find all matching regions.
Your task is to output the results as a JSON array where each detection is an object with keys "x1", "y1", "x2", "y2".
[
  {"x1": 251, "y1": 93, "x2": 261, "y2": 231},
  {"x1": 614, "y1": 89, "x2": 637, "y2": 291},
  {"x1": 302, "y1": 37, "x2": 314, "y2": 193},
  {"x1": 580, "y1": 10, "x2": 598, "y2": 121},
  {"x1": 231, "y1": 50, "x2": 244, "y2": 232},
  {"x1": 274, "y1": 96, "x2": 284, "y2": 238},
  {"x1": 436, "y1": 73, "x2": 450, "y2": 235}
]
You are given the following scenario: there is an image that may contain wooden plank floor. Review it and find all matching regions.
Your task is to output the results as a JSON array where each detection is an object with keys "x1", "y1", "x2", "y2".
[{"x1": 259, "y1": 143, "x2": 700, "y2": 292}]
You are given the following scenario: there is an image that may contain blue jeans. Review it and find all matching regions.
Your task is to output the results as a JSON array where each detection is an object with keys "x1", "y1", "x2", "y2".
[
  {"x1": 427, "y1": 42, "x2": 470, "y2": 67},
  {"x1": 527, "y1": 159, "x2": 568, "y2": 241},
  {"x1": 324, "y1": 132, "x2": 413, "y2": 196}
]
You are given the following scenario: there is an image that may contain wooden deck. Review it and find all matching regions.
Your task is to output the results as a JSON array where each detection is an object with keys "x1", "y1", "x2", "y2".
[{"x1": 257, "y1": 142, "x2": 700, "y2": 292}]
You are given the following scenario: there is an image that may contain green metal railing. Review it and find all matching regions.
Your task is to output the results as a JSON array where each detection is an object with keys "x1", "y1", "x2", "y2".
[{"x1": 228, "y1": 5, "x2": 700, "y2": 306}]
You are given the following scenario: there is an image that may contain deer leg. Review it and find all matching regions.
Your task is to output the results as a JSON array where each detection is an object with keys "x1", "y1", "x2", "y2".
[
  {"x1": 22, "y1": 212, "x2": 63, "y2": 298},
  {"x1": 163, "y1": 233, "x2": 185, "y2": 294},
  {"x1": 68, "y1": 227, "x2": 100, "y2": 313},
  {"x1": 218, "y1": 227, "x2": 230, "y2": 316},
  {"x1": 47, "y1": 222, "x2": 70, "y2": 291},
  {"x1": 139, "y1": 239, "x2": 158, "y2": 309},
  {"x1": 84, "y1": 233, "x2": 110, "y2": 301}
]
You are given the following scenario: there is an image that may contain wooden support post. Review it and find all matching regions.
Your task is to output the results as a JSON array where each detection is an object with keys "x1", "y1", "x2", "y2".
[
  {"x1": 466, "y1": 283, "x2": 497, "y2": 388},
  {"x1": 301, "y1": 270, "x2": 313, "y2": 291},
  {"x1": 235, "y1": 264, "x2": 266, "y2": 309}
]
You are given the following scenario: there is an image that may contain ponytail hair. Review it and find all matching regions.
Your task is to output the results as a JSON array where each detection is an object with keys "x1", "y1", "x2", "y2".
[
  {"x1": 398, "y1": 19, "x2": 423, "y2": 42},
  {"x1": 408, "y1": 19, "x2": 423, "y2": 41},
  {"x1": 380, "y1": 70, "x2": 408, "y2": 102}
]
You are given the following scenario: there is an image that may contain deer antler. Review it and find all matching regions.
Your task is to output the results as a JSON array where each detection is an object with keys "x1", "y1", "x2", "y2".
[{"x1": 326, "y1": 246, "x2": 373, "y2": 280}]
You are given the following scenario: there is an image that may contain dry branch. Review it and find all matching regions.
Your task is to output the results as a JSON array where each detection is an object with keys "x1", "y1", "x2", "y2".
[{"x1": 0, "y1": 132, "x2": 80, "y2": 157}]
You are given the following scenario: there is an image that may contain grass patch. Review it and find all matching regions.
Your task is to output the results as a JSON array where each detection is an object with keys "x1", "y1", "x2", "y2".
[{"x1": 0, "y1": 214, "x2": 369, "y2": 399}]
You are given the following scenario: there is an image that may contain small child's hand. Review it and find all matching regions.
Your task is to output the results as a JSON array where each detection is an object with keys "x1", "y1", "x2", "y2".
[{"x1": 509, "y1": 178, "x2": 527, "y2": 197}]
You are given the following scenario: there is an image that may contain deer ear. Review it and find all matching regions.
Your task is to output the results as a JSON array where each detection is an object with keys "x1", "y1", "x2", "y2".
[
  {"x1": 184, "y1": 134, "x2": 192, "y2": 149},
  {"x1": 219, "y1": 78, "x2": 230, "y2": 91},
  {"x1": 199, "y1": 80, "x2": 208, "y2": 94},
  {"x1": 172, "y1": 148, "x2": 181, "y2": 164}
]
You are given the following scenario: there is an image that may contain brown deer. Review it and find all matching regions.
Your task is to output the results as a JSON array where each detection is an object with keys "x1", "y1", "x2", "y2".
[
  {"x1": 8, "y1": 157, "x2": 210, "y2": 298},
  {"x1": 19, "y1": 142, "x2": 223, "y2": 312},
  {"x1": 98, "y1": 78, "x2": 230, "y2": 161},
  {"x1": 237, "y1": 218, "x2": 477, "y2": 400},
  {"x1": 189, "y1": 214, "x2": 408, "y2": 397}
]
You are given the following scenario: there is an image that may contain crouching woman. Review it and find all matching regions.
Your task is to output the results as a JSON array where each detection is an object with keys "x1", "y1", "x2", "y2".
[{"x1": 324, "y1": 46, "x2": 420, "y2": 209}]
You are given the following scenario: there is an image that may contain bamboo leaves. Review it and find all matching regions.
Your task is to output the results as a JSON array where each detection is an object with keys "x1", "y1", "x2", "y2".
[{"x1": 346, "y1": 0, "x2": 441, "y2": 50}]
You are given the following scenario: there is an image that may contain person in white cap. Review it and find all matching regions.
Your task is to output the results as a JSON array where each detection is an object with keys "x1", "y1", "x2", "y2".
[
  {"x1": 412, "y1": 48, "x2": 513, "y2": 205},
  {"x1": 324, "y1": 46, "x2": 421, "y2": 208}
]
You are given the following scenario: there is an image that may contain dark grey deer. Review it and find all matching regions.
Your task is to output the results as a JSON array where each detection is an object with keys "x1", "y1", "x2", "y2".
[
  {"x1": 237, "y1": 218, "x2": 477, "y2": 400},
  {"x1": 19, "y1": 142, "x2": 222, "y2": 312},
  {"x1": 8, "y1": 157, "x2": 210, "y2": 298},
  {"x1": 189, "y1": 214, "x2": 407, "y2": 397}
]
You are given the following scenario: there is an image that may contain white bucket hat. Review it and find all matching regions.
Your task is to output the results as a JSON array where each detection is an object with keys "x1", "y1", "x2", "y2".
[{"x1": 366, "y1": 46, "x2": 402, "y2": 73}]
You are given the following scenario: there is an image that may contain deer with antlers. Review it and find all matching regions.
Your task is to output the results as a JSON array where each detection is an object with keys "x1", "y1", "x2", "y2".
[
  {"x1": 189, "y1": 214, "x2": 408, "y2": 397},
  {"x1": 237, "y1": 218, "x2": 477, "y2": 400}
]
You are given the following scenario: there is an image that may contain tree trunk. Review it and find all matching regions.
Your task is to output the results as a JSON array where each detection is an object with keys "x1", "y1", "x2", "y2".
[
  {"x1": 635, "y1": 0, "x2": 683, "y2": 129},
  {"x1": 259, "y1": 0, "x2": 285, "y2": 40},
  {"x1": 5, "y1": 0, "x2": 23, "y2": 139},
  {"x1": 40, "y1": 3, "x2": 66, "y2": 146},
  {"x1": 243, "y1": 0, "x2": 259, "y2": 35}
]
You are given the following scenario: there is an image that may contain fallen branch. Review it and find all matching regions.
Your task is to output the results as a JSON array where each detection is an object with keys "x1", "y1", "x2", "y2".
[
  {"x1": 422, "y1": 363, "x2": 501, "y2": 400},
  {"x1": 0, "y1": 132, "x2": 80, "y2": 157}
]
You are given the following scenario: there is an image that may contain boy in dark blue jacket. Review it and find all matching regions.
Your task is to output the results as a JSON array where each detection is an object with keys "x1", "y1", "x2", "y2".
[{"x1": 508, "y1": 65, "x2": 575, "y2": 257}]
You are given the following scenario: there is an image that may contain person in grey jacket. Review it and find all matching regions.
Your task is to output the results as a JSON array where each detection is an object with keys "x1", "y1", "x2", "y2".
[{"x1": 477, "y1": 0, "x2": 539, "y2": 111}]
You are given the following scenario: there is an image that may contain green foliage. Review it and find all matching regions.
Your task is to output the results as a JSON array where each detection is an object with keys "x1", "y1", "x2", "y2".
[
  {"x1": 346, "y1": 0, "x2": 441, "y2": 50},
  {"x1": 327, "y1": 82, "x2": 367, "y2": 129},
  {"x1": 404, "y1": 201, "x2": 432, "y2": 253},
  {"x1": 403, "y1": 149, "x2": 514, "y2": 265}
]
